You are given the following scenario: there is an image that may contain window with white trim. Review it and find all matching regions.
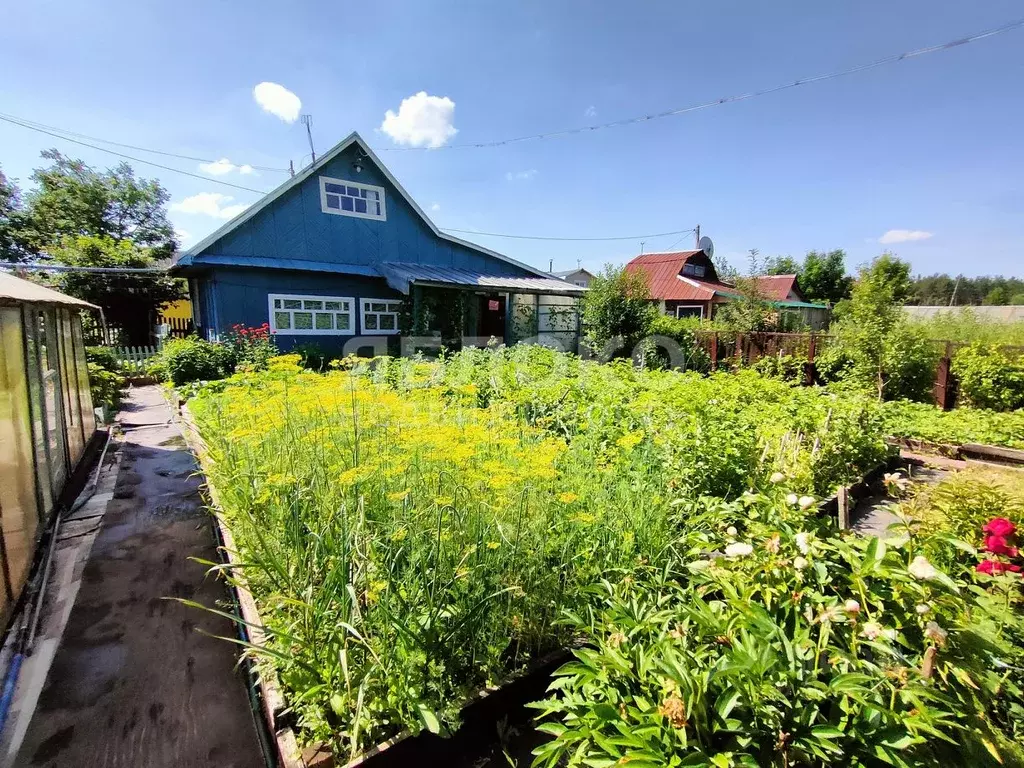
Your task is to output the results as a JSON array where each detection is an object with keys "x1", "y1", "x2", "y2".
[
  {"x1": 675, "y1": 305, "x2": 705, "y2": 320},
  {"x1": 319, "y1": 177, "x2": 386, "y2": 221},
  {"x1": 360, "y1": 299, "x2": 402, "y2": 334},
  {"x1": 268, "y1": 294, "x2": 355, "y2": 335}
]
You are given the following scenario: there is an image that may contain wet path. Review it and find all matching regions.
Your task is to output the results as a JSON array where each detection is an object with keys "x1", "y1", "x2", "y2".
[{"x1": 13, "y1": 386, "x2": 265, "y2": 767}]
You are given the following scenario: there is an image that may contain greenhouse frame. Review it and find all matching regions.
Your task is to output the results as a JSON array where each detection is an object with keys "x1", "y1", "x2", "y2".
[{"x1": 0, "y1": 272, "x2": 97, "y2": 624}]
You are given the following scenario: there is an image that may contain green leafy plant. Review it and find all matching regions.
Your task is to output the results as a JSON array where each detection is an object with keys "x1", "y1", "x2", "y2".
[
  {"x1": 953, "y1": 344, "x2": 1024, "y2": 412},
  {"x1": 160, "y1": 336, "x2": 233, "y2": 386},
  {"x1": 531, "y1": 493, "x2": 1024, "y2": 768}
]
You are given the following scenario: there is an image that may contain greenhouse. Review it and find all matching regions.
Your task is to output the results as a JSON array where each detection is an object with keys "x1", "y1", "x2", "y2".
[{"x1": 0, "y1": 272, "x2": 97, "y2": 623}]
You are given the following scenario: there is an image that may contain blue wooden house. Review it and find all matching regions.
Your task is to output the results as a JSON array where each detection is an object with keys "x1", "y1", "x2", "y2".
[{"x1": 170, "y1": 132, "x2": 583, "y2": 353}]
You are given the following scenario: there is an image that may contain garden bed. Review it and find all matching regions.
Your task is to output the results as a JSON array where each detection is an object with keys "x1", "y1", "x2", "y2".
[
  {"x1": 172, "y1": 348, "x2": 960, "y2": 763},
  {"x1": 888, "y1": 436, "x2": 1024, "y2": 468}
]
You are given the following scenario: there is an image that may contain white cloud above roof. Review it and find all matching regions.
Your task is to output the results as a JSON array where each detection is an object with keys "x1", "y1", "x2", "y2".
[
  {"x1": 878, "y1": 229, "x2": 934, "y2": 244},
  {"x1": 379, "y1": 91, "x2": 458, "y2": 148},
  {"x1": 199, "y1": 158, "x2": 256, "y2": 176},
  {"x1": 171, "y1": 192, "x2": 250, "y2": 220},
  {"x1": 253, "y1": 82, "x2": 302, "y2": 123}
]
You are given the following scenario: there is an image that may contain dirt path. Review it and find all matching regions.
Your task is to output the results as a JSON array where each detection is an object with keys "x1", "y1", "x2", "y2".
[
  {"x1": 12, "y1": 386, "x2": 265, "y2": 768},
  {"x1": 850, "y1": 463, "x2": 949, "y2": 538}
]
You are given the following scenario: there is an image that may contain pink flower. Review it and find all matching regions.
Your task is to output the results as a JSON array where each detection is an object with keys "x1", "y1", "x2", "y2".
[
  {"x1": 976, "y1": 559, "x2": 1022, "y2": 576},
  {"x1": 983, "y1": 518, "x2": 1016, "y2": 538},
  {"x1": 982, "y1": 534, "x2": 1019, "y2": 559}
]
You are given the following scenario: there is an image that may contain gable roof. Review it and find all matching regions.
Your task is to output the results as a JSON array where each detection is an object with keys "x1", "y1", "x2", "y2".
[
  {"x1": 625, "y1": 251, "x2": 735, "y2": 301},
  {"x1": 551, "y1": 268, "x2": 595, "y2": 279},
  {"x1": 754, "y1": 274, "x2": 804, "y2": 302},
  {"x1": 172, "y1": 132, "x2": 550, "y2": 279}
]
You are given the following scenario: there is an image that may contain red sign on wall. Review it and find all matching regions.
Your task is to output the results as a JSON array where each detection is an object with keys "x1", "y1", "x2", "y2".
[{"x1": 488, "y1": 299, "x2": 500, "y2": 311}]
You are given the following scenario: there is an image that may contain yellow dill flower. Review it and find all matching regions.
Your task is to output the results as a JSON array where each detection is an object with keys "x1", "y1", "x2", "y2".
[
  {"x1": 387, "y1": 489, "x2": 410, "y2": 502},
  {"x1": 558, "y1": 492, "x2": 579, "y2": 504},
  {"x1": 616, "y1": 430, "x2": 645, "y2": 451},
  {"x1": 391, "y1": 528, "x2": 408, "y2": 542},
  {"x1": 486, "y1": 541, "x2": 500, "y2": 550},
  {"x1": 434, "y1": 496, "x2": 455, "y2": 507}
]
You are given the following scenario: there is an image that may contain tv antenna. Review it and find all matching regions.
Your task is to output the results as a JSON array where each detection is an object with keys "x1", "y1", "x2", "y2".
[{"x1": 300, "y1": 115, "x2": 316, "y2": 164}]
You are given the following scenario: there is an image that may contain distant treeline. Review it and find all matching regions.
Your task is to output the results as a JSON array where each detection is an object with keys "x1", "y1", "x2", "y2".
[{"x1": 908, "y1": 275, "x2": 1024, "y2": 306}]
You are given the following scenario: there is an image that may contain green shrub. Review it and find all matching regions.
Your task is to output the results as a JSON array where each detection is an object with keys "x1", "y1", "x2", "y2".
[
  {"x1": 86, "y1": 362, "x2": 125, "y2": 410},
  {"x1": 953, "y1": 344, "x2": 1024, "y2": 412},
  {"x1": 880, "y1": 400, "x2": 1024, "y2": 449},
  {"x1": 85, "y1": 345, "x2": 123, "y2": 375},
  {"x1": 643, "y1": 315, "x2": 711, "y2": 372},
  {"x1": 753, "y1": 352, "x2": 805, "y2": 382},
  {"x1": 161, "y1": 337, "x2": 233, "y2": 386}
]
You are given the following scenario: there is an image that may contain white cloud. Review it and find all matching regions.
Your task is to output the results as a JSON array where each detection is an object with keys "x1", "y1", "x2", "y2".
[
  {"x1": 175, "y1": 228, "x2": 192, "y2": 243},
  {"x1": 505, "y1": 169, "x2": 538, "y2": 181},
  {"x1": 584, "y1": 105, "x2": 597, "y2": 118},
  {"x1": 171, "y1": 192, "x2": 250, "y2": 220},
  {"x1": 430, "y1": 202, "x2": 441, "y2": 212},
  {"x1": 253, "y1": 82, "x2": 302, "y2": 123},
  {"x1": 878, "y1": 229, "x2": 934, "y2": 244},
  {"x1": 379, "y1": 91, "x2": 458, "y2": 148},
  {"x1": 198, "y1": 158, "x2": 258, "y2": 176}
]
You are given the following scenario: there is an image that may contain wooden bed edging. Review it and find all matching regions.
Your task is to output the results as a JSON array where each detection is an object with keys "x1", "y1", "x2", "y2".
[
  {"x1": 173, "y1": 392, "x2": 575, "y2": 768},
  {"x1": 887, "y1": 436, "x2": 1024, "y2": 467},
  {"x1": 818, "y1": 455, "x2": 905, "y2": 530}
]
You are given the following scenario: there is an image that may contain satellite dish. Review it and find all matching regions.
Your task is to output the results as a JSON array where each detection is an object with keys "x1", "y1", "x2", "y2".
[{"x1": 698, "y1": 235, "x2": 714, "y2": 259}]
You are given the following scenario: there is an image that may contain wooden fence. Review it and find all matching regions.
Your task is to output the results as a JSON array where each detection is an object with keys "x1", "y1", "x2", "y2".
[
  {"x1": 113, "y1": 345, "x2": 161, "y2": 375},
  {"x1": 692, "y1": 331, "x2": 1024, "y2": 411}
]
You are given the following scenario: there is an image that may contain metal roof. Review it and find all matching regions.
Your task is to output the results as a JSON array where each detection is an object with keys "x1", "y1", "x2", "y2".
[
  {"x1": 379, "y1": 262, "x2": 586, "y2": 296},
  {"x1": 0, "y1": 271, "x2": 98, "y2": 308}
]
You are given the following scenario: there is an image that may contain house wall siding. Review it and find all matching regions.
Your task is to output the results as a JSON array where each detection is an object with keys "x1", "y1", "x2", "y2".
[
  {"x1": 204, "y1": 267, "x2": 403, "y2": 351},
  {"x1": 196, "y1": 144, "x2": 530, "y2": 278}
]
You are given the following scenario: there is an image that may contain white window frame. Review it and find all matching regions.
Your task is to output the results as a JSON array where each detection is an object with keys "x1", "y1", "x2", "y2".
[
  {"x1": 319, "y1": 176, "x2": 387, "y2": 221},
  {"x1": 360, "y1": 299, "x2": 403, "y2": 335},
  {"x1": 675, "y1": 304, "x2": 705, "y2": 320},
  {"x1": 268, "y1": 293, "x2": 356, "y2": 336}
]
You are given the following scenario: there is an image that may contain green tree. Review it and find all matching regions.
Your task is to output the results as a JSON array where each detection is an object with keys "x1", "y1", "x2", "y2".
[
  {"x1": 0, "y1": 166, "x2": 29, "y2": 261},
  {"x1": 764, "y1": 255, "x2": 800, "y2": 275},
  {"x1": 18, "y1": 151, "x2": 183, "y2": 344},
  {"x1": 48, "y1": 235, "x2": 183, "y2": 344},
  {"x1": 581, "y1": 264, "x2": 658, "y2": 356},
  {"x1": 22, "y1": 150, "x2": 174, "y2": 256},
  {"x1": 799, "y1": 249, "x2": 852, "y2": 305},
  {"x1": 1011, "y1": 293, "x2": 1024, "y2": 306},
  {"x1": 829, "y1": 253, "x2": 935, "y2": 400},
  {"x1": 714, "y1": 250, "x2": 777, "y2": 333},
  {"x1": 983, "y1": 286, "x2": 1008, "y2": 306}
]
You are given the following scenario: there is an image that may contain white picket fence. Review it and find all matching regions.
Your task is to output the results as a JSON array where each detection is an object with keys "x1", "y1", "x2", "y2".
[{"x1": 114, "y1": 345, "x2": 161, "y2": 375}]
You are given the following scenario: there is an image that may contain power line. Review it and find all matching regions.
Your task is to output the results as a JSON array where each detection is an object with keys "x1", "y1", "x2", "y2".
[
  {"x1": 0, "y1": 114, "x2": 272, "y2": 195},
  {"x1": 0, "y1": 111, "x2": 289, "y2": 173},
  {"x1": 0, "y1": 262, "x2": 166, "y2": 274},
  {"x1": 440, "y1": 226, "x2": 695, "y2": 242},
  {"x1": 375, "y1": 18, "x2": 1024, "y2": 151}
]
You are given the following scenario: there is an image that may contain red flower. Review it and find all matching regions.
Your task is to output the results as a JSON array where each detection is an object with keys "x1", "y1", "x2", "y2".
[
  {"x1": 983, "y1": 518, "x2": 1016, "y2": 538},
  {"x1": 982, "y1": 534, "x2": 1019, "y2": 558},
  {"x1": 976, "y1": 559, "x2": 1022, "y2": 576}
]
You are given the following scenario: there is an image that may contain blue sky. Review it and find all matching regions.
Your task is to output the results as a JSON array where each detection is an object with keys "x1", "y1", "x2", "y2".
[{"x1": 2, "y1": 1, "x2": 1022, "y2": 277}]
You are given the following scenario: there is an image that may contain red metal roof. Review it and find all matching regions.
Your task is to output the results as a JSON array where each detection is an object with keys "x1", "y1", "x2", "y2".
[
  {"x1": 753, "y1": 274, "x2": 802, "y2": 301},
  {"x1": 626, "y1": 251, "x2": 734, "y2": 301}
]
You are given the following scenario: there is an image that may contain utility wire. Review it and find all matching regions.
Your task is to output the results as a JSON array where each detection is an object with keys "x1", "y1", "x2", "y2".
[
  {"x1": 440, "y1": 226, "x2": 695, "y2": 242},
  {"x1": 0, "y1": 262, "x2": 167, "y2": 273},
  {"x1": 376, "y1": 18, "x2": 1024, "y2": 151},
  {"x1": 0, "y1": 114, "x2": 271, "y2": 195},
  {"x1": 0, "y1": 111, "x2": 289, "y2": 173}
]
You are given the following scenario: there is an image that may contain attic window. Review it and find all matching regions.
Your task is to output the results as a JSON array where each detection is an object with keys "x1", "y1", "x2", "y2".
[
  {"x1": 682, "y1": 262, "x2": 706, "y2": 278},
  {"x1": 320, "y1": 177, "x2": 386, "y2": 221}
]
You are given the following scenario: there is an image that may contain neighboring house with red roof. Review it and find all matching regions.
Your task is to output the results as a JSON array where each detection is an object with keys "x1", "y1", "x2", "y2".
[{"x1": 625, "y1": 250, "x2": 830, "y2": 330}]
